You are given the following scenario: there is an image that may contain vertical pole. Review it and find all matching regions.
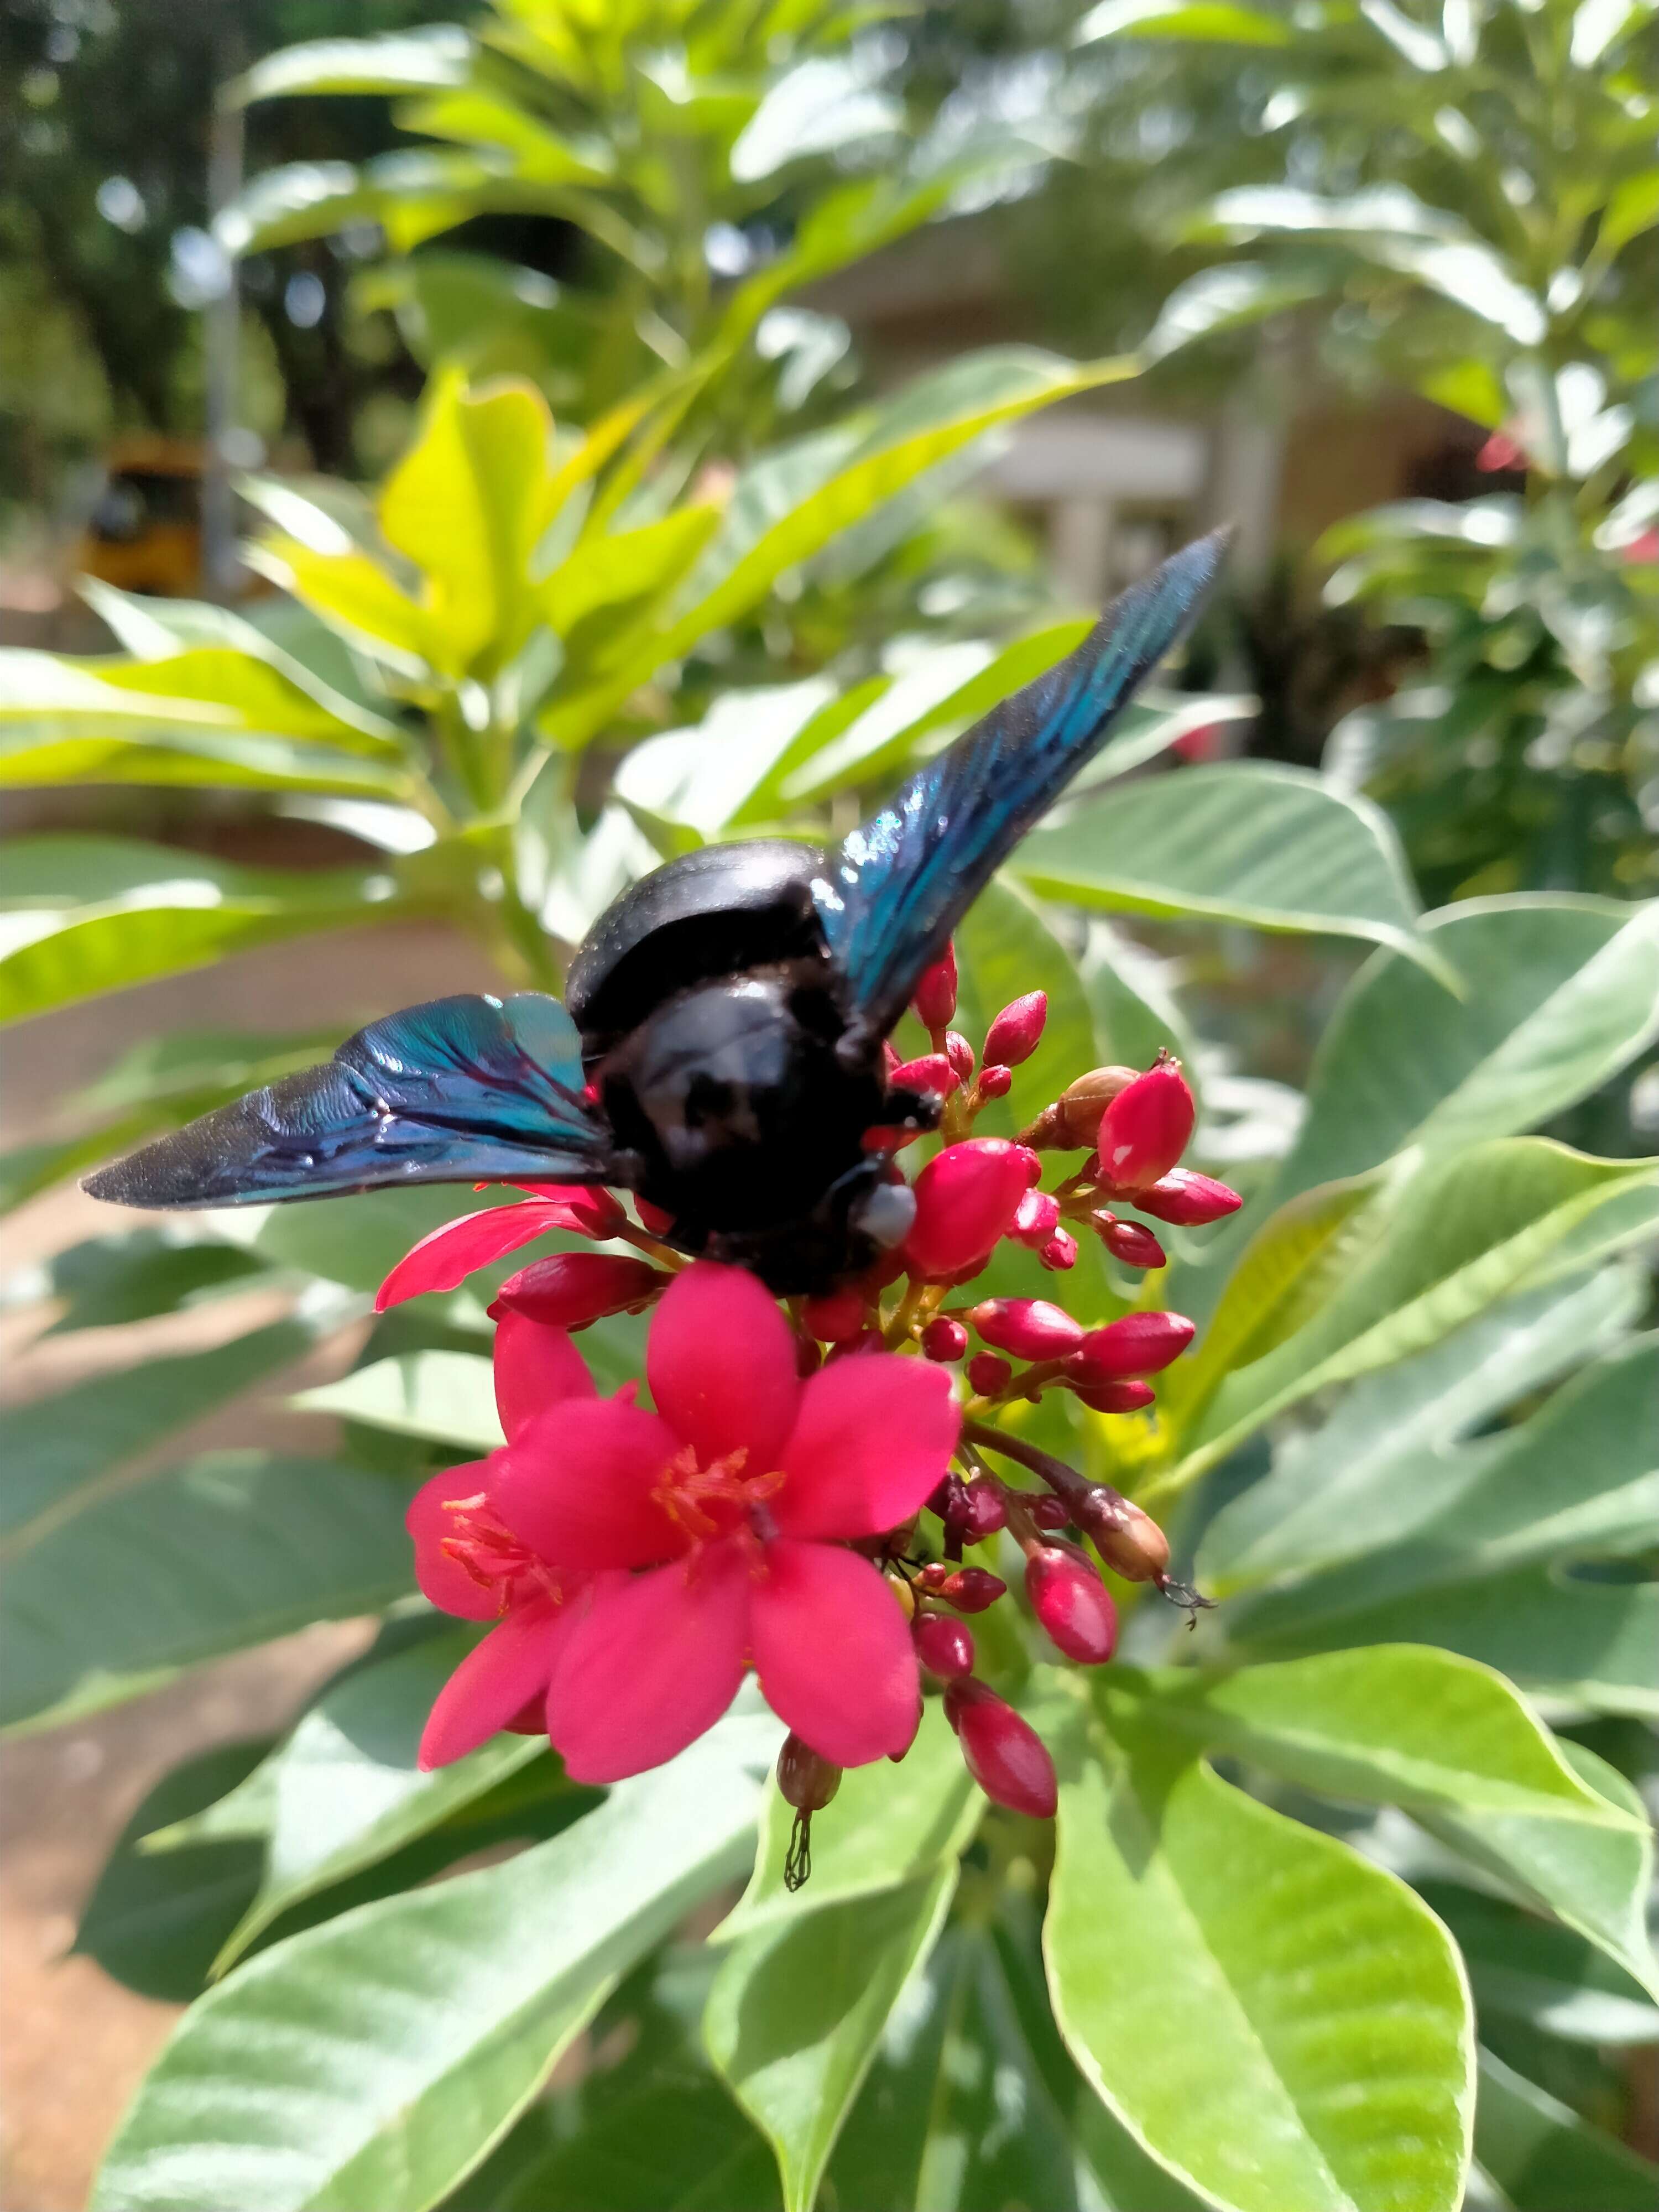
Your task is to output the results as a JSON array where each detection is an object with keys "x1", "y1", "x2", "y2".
[{"x1": 202, "y1": 26, "x2": 245, "y2": 602}]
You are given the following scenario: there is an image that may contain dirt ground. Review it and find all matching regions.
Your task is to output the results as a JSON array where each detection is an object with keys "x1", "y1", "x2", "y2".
[{"x1": 0, "y1": 916, "x2": 499, "y2": 2212}]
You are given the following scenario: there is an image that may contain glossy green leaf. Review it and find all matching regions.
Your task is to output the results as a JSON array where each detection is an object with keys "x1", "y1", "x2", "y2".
[
  {"x1": 706, "y1": 1866, "x2": 957, "y2": 2212},
  {"x1": 1221, "y1": 1337, "x2": 1659, "y2": 1720},
  {"x1": 1045, "y1": 1675, "x2": 1473, "y2": 2212},
  {"x1": 1133, "y1": 1647, "x2": 1658, "y2": 1996},
  {"x1": 1, "y1": 1451, "x2": 414, "y2": 1733},
  {"x1": 717, "y1": 1698, "x2": 979, "y2": 1943},
  {"x1": 1015, "y1": 762, "x2": 1431, "y2": 966},
  {"x1": 613, "y1": 680, "x2": 837, "y2": 840},
  {"x1": 827, "y1": 1905, "x2": 1208, "y2": 2212},
  {"x1": 205, "y1": 1632, "x2": 566, "y2": 1971},
  {"x1": 379, "y1": 370, "x2": 558, "y2": 676},
  {"x1": 73, "y1": 1741, "x2": 271, "y2": 2003},
  {"x1": 295, "y1": 1350, "x2": 505, "y2": 1450},
  {"x1": 0, "y1": 837, "x2": 410, "y2": 1026},
  {"x1": 1472, "y1": 2047, "x2": 1659, "y2": 2212},
  {"x1": 92, "y1": 1713, "x2": 776, "y2": 2212},
  {"x1": 1198, "y1": 1265, "x2": 1643, "y2": 1596},
  {"x1": 1165, "y1": 1141, "x2": 1659, "y2": 1490},
  {"x1": 1076, "y1": 0, "x2": 1295, "y2": 43},
  {"x1": 40, "y1": 1229, "x2": 270, "y2": 1334},
  {"x1": 1421, "y1": 1886, "x2": 1659, "y2": 2046},
  {"x1": 1272, "y1": 898, "x2": 1659, "y2": 1212},
  {"x1": 0, "y1": 1318, "x2": 314, "y2": 1542},
  {"x1": 0, "y1": 727, "x2": 417, "y2": 800},
  {"x1": 233, "y1": 27, "x2": 471, "y2": 103}
]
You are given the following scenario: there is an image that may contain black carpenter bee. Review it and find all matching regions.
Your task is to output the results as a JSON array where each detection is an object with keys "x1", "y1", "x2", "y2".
[{"x1": 85, "y1": 533, "x2": 1227, "y2": 1291}]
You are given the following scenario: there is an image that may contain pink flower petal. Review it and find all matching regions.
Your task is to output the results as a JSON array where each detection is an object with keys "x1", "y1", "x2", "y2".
[
  {"x1": 405, "y1": 1461, "x2": 504, "y2": 1620},
  {"x1": 750, "y1": 1540, "x2": 919, "y2": 1767},
  {"x1": 376, "y1": 1201, "x2": 572, "y2": 1311},
  {"x1": 418, "y1": 1598, "x2": 575, "y2": 1768},
  {"x1": 493, "y1": 1396, "x2": 681, "y2": 1569},
  {"x1": 493, "y1": 1312, "x2": 595, "y2": 1442},
  {"x1": 646, "y1": 1262, "x2": 800, "y2": 1468},
  {"x1": 774, "y1": 1355, "x2": 959, "y2": 1541},
  {"x1": 545, "y1": 1543, "x2": 750, "y2": 1783}
]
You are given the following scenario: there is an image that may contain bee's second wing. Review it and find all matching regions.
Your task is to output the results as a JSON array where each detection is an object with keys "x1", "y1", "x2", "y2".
[
  {"x1": 813, "y1": 530, "x2": 1229, "y2": 1055},
  {"x1": 83, "y1": 992, "x2": 622, "y2": 1209}
]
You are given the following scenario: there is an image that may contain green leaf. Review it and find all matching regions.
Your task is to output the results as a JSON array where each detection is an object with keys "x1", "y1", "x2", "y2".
[
  {"x1": 706, "y1": 1866, "x2": 958, "y2": 2212},
  {"x1": 1421, "y1": 1885, "x2": 1659, "y2": 2046},
  {"x1": 92, "y1": 1714, "x2": 776, "y2": 2212},
  {"x1": 1165, "y1": 1141, "x2": 1659, "y2": 1490},
  {"x1": 1076, "y1": 0, "x2": 1295, "y2": 43},
  {"x1": 1014, "y1": 763, "x2": 1433, "y2": 968},
  {"x1": 1045, "y1": 1674, "x2": 1473, "y2": 2212},
  {"x1": 233, "y1": 27, "x2": 472, "y2": 103},
  {"x1": 0, "y1": 727, "x2": 418, "y2": 800},
  {"x1": 1272, "y1": 898, "x2": 1659, "y2": 1212},
  {"x1": 73, "y1": 1741, "x2": 271, "y2": 2002},
  {"x1": 717, "y1": 1698, "x2": 979, "y2": 1943},
  {"x1": 204, "y1": 1632, "x2": 568, "y2": 1972},
  {"x1": 1142, "y1": 261, "x2": 1338, "y2": 361},
  {"x1": 828, "y1": 1903, "x2": 1208, "y2": 2212},
  {"x1": 1198, "y1": 1266, "x2": 1644, "y2": 1597},
  {"x1": 613, "y1": 680, "x2": 838, "y2": 839},
  {"x1": 542, "y1": 348, "x2": 1136, "y2": 748},
  {"x1": 1, "y1": 1451, "x2": 415, "y2": 1733},
  {"x1": 0, "y1": 1318, "x2": 315, "y2": 1542},
  {"x1": 1472, "y1": 2047, "x2": 1659, "y2": 2212},
  {"x1": 1133, "y1": 1648, "x2": 1658, "y2": 1997},
  {"x1": 1221, "y1": 1337, "x2": 1659, "y2": 1720},
  {"x1": 0, "y1": 837, "x2": 410, "y2": 1026},
  {"x1": 294, "y1": 1350, "x2": 505, "y2": 1450},
  {"x1": 41, "y1": 1229, "x2": 270, "y2": 1334},
  {"x1": 378, "y1": 371, "x2": 559, "y2": 676}
]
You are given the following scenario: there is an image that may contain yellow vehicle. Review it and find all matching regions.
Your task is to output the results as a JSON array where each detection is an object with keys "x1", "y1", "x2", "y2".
[{"x1": 76, "y1": 436, "x2": 205, "y2": 596}]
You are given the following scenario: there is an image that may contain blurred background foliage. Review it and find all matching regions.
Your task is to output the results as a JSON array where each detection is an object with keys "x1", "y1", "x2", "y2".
[{"x1": 1, "y1": 4, "x2": 1656, "y2": 2210}]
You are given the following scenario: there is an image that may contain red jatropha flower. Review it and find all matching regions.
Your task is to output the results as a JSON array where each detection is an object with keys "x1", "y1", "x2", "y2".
[
  {"x1": 493, "y1": 1262, "x2": 959, "y2": 1783},
  {"x1": 376, "y1": 1183, "x2": 626, "y2": 1310},
  {"x1": 405, "y1": 1314, "x2": 599, "y2": 1769}
]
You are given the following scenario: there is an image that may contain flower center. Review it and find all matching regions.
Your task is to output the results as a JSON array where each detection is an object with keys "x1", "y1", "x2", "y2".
[
  {"x1": 651, "y1": 1444, "x2": 785, "y2": 1547},
  {"x1": 440, "y1": 1491, "x2": 563, "y2": 1614}
]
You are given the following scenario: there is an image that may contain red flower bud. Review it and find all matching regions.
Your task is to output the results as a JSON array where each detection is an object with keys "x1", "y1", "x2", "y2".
[
  {"x1": 801, "y1": 1287, "x2": 866, "y2": 1343},
  {"x1": 921, "y1": 1315, "x2": 969, "y2": 1361},
  {"x1": 1130, "y1": 1168, "x2": 1243, "y2": 1226},
  {"x1": 1071, "y1": 1378, "x2": 1156, "y2": 1413},
  {"x1": 968, "y1": 1297, "x2": 1084, "y2": 1360},
  {"x1": 913, "y1": 1610, "x2": 975, "y2": 1679},
  {"x1": 977, "y1": 1064, "x2": 1013, "y2": 1100},
  {"x1": 1095, "y1": 1055, "x2": 1195, "y2": 1192},
  {"x1": 796, "y1": 1334, "x2": 823, "y2": 1376},
  {"x1": 985, "y1": 991, "x2": 1047, "y2": 1068},
  {"x1": 902, "y1": 1139, "x2": 1034, "y2": 1280},
  {"x1": 1024, "y1": 1065, "x2": 1138, "y2": 1150},
  {"x1": 912, "y1": 943, "x2": 958, "y2": 1030},
  {"x1": 635, "y1": 1198, "x2": 675, "y2": 1235},
  {"x1": 889, "y1": 1052, "x2": 958, "y2": 1099},
  {"x1": 946, "y1": 1031, "x2": 976, "y2": 1081},
  {"x1": 826, "y1": 1328, "x2": 886, "y2": 1361},
  {"x1": 1027, "y1": 1493, "x2": 1071, "y2": 1531},
  {"x1": 967, "y1": 1352, "x2": 1012, "y2": 1396},
  {"x1": 1011, "y1": 1188, "x2": 1061, "y2": 1247},
  {"x1": 1097, "y1": 1215, "x2": 1168, "y2": 1269},
  {"x1": 1025, "y1": 1545, "x2": 1118, "y2": 1664},
  {"x1": 1038, "y1": 1229, "x2": 1078, "y2": 1272},
  {"x1": 862, "y1": 1124, "x2": 923, "y2": 1153},
  {"x1": 944, "y1": 1679, "x2": 1057, "y2": 1818},
  {"x1": 915, "y1": 1564, "x2": 1007, "y2": 1613},
  {"x1": 1068, "y1": 1311, "x2": 1194, "y2": 1383},
  {"x1": 491, "y1": 1251, "x2": 667, "y2": 1329},
  {"x1": 959, "y1": 1481, "x2": 1009, "y2": 1541}
]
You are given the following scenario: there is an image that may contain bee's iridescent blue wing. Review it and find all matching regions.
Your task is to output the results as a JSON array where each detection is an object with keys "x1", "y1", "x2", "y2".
[
  {"x1": 813, "y1": 530, "x2": 1229, "y2": 1054},
  {"x1": 83, "y1": 992, "x2": 620, "y2": 1209}
]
